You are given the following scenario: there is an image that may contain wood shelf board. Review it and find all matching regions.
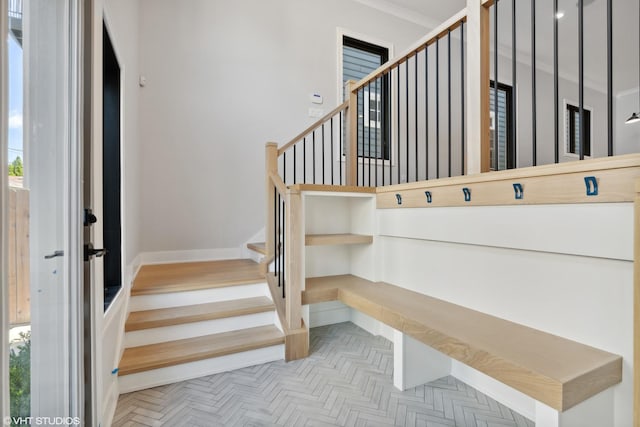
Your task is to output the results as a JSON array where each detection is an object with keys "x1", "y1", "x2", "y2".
[
  {"x1": 125, "y1": 296, "x2": 275, "y2": 332},
  {"x1": 303, "y1": 275, "x2": 622, "y2": 411},
  {"x1": 305, "y1": 234, "x2": 373, "y2": 246},
  {"x1": 131, "y1": 259, "x2": 264, "y2": 296},
  {"x1": 118, "y1": 325, "x2": 284, "y2": 376},
  {"x1": 290, "y1": 184, "x2": 376, "y2": 194},
  {"x1": 247, "y1": 242, "x2": 267, "y2": 255}
]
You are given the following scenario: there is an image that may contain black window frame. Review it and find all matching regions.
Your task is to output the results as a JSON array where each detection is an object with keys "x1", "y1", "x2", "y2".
[
  {"x1": 489, "y1": 81, "x2": 515, "y2": 170},
  {"x1": 565, "y1": 103, "x2": 591, "y2": 157},
  {"x1": 343, "y1": 36, "x2": 390, "y2": 161}
]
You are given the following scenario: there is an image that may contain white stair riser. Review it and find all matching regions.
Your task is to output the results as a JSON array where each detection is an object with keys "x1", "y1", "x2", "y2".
[
  {"x1": 125, "y1": 311, "x2": 277, "y2": 347},
  {"x1": 129, "y1": 283, "x2": 270, "y2": 311},
  {"x1": 118, "y1": 344, "x2": 285, "y2": 394}
]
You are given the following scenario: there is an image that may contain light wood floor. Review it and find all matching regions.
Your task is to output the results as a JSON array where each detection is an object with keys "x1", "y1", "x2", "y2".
[{"x1": 131, "y1": 259, "x2": 264, "y2": 296}]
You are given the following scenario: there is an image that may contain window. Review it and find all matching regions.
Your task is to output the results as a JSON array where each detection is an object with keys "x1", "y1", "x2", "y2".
[
  {"x1": 565, "y1": 103, "x2": 591, "y2": 157},
  {"x1": 489, "y1": 81, "x2": 514, "y2": 171},
  {"x1": 342, "y1": 35, "x2": 390, "y2": 160}
]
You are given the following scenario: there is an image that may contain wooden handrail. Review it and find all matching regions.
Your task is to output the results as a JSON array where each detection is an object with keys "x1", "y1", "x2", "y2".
[
  {"x1": 350, "y1": 8, "x2": 468, "y2": 92},
  {"x1": 277, "y1": 101, "x2": 349, "y2": 156},
  {"x1": 269, "y1": 171, "x2": 288, "y2": 197}
]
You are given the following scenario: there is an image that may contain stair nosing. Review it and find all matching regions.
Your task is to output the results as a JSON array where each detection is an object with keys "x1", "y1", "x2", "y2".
[
  {"x1": 125, "y1": 296, "x2": 276, "y2": 332},
  {"x1": 118, "y1": 325, "x2": 284, "y2": 376}
]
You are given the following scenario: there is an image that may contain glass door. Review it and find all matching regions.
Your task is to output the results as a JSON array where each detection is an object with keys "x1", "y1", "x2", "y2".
[{"x1": 5, "y1": 0, "x2": 83, "y2": 424}]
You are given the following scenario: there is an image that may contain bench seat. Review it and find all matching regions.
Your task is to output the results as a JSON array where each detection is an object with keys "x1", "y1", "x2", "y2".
[{"x1": 303, "y1": 274, "x2": 622, "y2": 412}]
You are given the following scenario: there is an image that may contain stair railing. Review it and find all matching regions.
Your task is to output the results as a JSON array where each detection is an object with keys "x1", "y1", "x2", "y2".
[{"x1": 264, "y1": 159, "x2": 302, "y2": 331}]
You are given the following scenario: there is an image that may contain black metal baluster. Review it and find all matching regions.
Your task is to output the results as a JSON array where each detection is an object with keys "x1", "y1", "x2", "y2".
[
  {"x1": 274, "y1": 188, "x2": 277, "y2": 279},
  {"x1": 397, "y1": 65, "x2": 401, "y2": 184},
  {"x1": 448, "y1": 29, "x2": 452, "y2": 178},
  {"x1": 362, "y1": 83, "x2": 371, "y2": 187},
  {"x1": 368, "y1": 83, "x2": 372, "y2": 187},
  {"x1": 579, "y1": 0, "x2": 585, "y2": 160},
  {"x1": 405, "y1": 60, "x2": 409, "y2": 183},
  {"x1": 281, "y1": 197, "x2": 285, "y2": 297},
  {"x1": 554, "y1": 0, "x2": 559, "y2": 163},
  {"x1": 339, "y1": 112, "x2": 343, "y2": 185},
  {"x1": 494, "y1": 0, "x2": 499, "y2": 170},
  {"x1": 276, "y1": 192, "x2": 280, "y2": 284},
  {"x1": 303, "y1": 137, "x2": 307, "y2": 182},
  {"x1": 607, "y1": 0, "x2": 613, "y2": 156},
  {"x1": 360, "y1": 88, "x2": 364, "y2": 186},
  {"x1": 461, "y1": 21, "x2": 465, "y2": 176},
  {"x1": 283, "y1": 151, "x2": 287, "y2": 184},
  {"x1": 436, "y1": 37, "x2": 440, "y2": 178},
  {"x1": 512, "y1": 0, "x2": 517, "y2": 168},
  {"x1": 531, "y1": 0, "x2": 537, "y2": 165},
  {"x1": 415, "y1": 54, "x2": 418, "y2": 182},
  {"x1": 425, "y1": 46, "x2": 429, "y2": 180},
  {"x1": 293, "y1": 145, "x2": 297, "y2": 184},
  {"x1": 331, "y1": 116, "x2": 334, "y2": 185},
  {"x1": 312, "y1": 130, "x2": 316, "y2": 183},
  {"x1": 322, "y1": 123, "x2": 325, "y2": 185}
]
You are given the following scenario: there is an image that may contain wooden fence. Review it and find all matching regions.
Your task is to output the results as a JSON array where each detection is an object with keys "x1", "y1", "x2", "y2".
[{"x1": 8, "y1": 186, "x2": 30, "y2": 325}]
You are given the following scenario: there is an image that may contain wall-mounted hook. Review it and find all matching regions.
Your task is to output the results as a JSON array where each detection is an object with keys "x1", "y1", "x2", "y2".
[
  {"x1": 584, "y1": 176, "x2": 598, "y2": 196},
  {"x1": 425, "y1": 191, "x2": 432, "y2": 204},
  {"x1": 462, "y1": 188, "x2": 471, "y2": 202},
  {"x1": 513, "y1": 183, "x2": 524, "y2": 200},
  {"x1": 395, "y1": 194, "x2": 402, "y2": 205}
]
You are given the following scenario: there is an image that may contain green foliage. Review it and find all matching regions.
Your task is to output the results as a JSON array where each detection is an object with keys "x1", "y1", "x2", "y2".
[
  {"x1": 9, "y1": 332, "x2": 30, "y2": 421},
  {"x1": 8, "y1": 156, "x2": 23, "y2": 177}
]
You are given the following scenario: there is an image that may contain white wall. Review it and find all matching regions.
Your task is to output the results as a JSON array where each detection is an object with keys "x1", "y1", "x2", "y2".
[
  {"x1": 137, "y1": 0, "x2": 429, "y2": 254},
  {"x1": 615, "y1": 89, "x2": 640, "y2": 155},
  {"x1": 376, "y1": 205, "x2": 634, "y2": 426},
  {"x1": 100, "y1": 0, "x2": 140, "y2": 425}
]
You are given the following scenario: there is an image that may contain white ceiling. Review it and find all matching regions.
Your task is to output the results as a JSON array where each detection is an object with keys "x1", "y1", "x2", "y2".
[{"x1": 356, "y1": 0, "x2": 639, "y2": 95}]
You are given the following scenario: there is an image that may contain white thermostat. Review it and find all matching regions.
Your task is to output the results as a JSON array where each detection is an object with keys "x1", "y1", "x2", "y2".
[{"x1": 310, "y1": 93, "x2": 323, "y2": 104}]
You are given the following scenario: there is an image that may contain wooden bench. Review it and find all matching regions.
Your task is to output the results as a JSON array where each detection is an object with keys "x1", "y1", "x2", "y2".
[{"x1": 303, "y1": 274, "x2": 623, "y2": 427}]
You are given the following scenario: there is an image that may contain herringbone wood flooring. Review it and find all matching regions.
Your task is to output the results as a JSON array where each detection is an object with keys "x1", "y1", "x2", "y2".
[{"x1": 113, "y1": 322, "x2": 534, "y2": 427}]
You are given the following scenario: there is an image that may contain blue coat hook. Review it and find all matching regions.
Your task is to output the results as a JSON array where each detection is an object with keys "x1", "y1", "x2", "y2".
[
  {"x1": 395, "y1": 194, "x2": 402, "y2": 205},
  {"x1": 584, "y1": 176, "x2": 598, "y2": 196},
  {"x1": 513, "y1": 183, "x2": 524, "y2": 200},
  {"x1": 424, "y1": 191, "x2": 432, "y2": 203},
  {"x1": 462, "y1": 188, "x2": 471, "y2": 202}
]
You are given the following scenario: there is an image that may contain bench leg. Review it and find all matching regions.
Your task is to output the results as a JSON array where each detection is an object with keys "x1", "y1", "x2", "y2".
[
  {"x1": 534, "y1": 389, "x2": 614, "y2": 427},
  {"x1": 393, "y1": 330, "x2": 451, "y2": 391}
]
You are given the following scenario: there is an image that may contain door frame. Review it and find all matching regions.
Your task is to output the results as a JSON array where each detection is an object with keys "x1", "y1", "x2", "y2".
[{"x1": 2, "y1": 0, "x2": 11, "y2": 419}]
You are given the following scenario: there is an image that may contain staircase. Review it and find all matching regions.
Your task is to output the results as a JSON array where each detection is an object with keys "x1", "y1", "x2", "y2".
[{"x1": 118, "y1": 258, "x2": 284, "y2": 393}]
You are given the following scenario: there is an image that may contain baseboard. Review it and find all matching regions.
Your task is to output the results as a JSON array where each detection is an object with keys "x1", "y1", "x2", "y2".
[
  {"x1": 309, "y1": 301, "x2": 351, "y2": 327},
  {"x1": 139, "y1": 247, "x2": 242, "y2": 265},
  {"x1": 451, "y1": 360, "x2": 536, "y2": 421}
]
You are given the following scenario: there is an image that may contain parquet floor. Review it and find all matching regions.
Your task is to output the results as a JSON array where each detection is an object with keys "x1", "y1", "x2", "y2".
[{"x1": 113, "y1": 322, "x2": 534, "y2": 427}]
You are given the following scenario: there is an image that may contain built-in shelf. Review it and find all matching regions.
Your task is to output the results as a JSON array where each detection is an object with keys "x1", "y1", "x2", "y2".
[{"x1": 305, "y1": 233, "x2": 373, "y2": 246}]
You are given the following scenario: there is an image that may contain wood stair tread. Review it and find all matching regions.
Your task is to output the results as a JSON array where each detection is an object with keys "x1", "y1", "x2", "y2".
[
  {"x1": 247, "y1": 242, "x2": 267, "y2": 255},
  {"x1": 131, "y1": 259, "x2": 264, "y2": 296},
  {"x1": 125, "y1": 296, "x2": 275, "y2": 332},
  {"x1": 118, "y1": 325, "x2": 284, "y2": 376}
]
